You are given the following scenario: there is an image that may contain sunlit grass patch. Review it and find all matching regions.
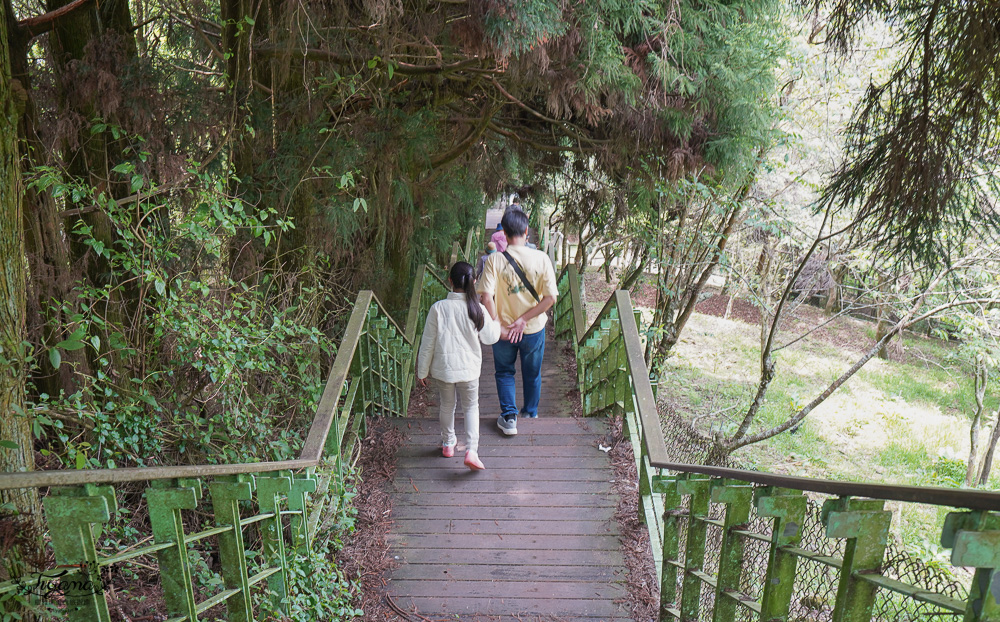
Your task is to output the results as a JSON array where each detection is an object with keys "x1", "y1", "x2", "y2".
[{"x1": 657, "y1": 307, "x2": 1000, "y2": 552}]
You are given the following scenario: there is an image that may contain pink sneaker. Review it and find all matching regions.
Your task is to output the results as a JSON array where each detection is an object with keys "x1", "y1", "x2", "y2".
[
  {"x1": 442, "y1": 444, "x2": 455, "y2": 458},
  {"x1": 464, "y1": 452, "x2": 485, "y2": 471}
]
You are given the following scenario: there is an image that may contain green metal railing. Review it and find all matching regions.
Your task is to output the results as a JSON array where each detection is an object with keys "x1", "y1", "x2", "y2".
[
  {"x1": 549, "y1": 254, "x2": 1000, "y2": 622},
  {"x1": 0, "y1": 225, "x2": 479, "y2": 621}
]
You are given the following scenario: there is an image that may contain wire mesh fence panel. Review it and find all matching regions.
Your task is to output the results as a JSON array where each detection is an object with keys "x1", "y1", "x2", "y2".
[
  {"x1": 871, "y1": 540, "x2": 967, "y2": 622},
  {"x1": 739, "y1": 507, "x2": 774, "y2": 604},
  {"x1": 699, "y1": 510, "x2": 726, "y2": 616},
  {"x1": 786, "y1": 503, "x2": 843, "y2": 622}
]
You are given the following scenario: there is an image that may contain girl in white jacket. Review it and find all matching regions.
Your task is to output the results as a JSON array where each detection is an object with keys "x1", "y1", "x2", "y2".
[{"x1": 417, "y1": 261, "x2": 501, "y2": 470}]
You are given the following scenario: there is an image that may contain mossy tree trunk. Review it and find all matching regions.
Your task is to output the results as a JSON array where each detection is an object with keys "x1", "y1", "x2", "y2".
[
  {"x1": 0, "y1": 0, "x2": 44, "y2": 583},
  {"x1": 48, "y1": 0, "x2": 141, "y2": 370},
  {"x1": 8, "y1": 16, "x2": 90, "y2": 398}
]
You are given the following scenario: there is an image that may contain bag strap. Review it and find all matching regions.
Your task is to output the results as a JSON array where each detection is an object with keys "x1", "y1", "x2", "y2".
[{"x1": 501, "y1": 250, "x2": 541, "y2": 303}]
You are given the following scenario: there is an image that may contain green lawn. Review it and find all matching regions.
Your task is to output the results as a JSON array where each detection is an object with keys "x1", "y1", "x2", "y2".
[{"x1": 656, "y1": 309, "x2": 996, "y2": 551}]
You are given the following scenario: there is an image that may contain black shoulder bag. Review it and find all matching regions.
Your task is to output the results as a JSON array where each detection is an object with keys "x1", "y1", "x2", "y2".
[{"x1": 501, "y1": 250, "x2": 541, "y2": 303}]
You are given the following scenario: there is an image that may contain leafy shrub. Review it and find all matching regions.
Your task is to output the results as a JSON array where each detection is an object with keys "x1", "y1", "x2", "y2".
[{"x1": 26, "y1": 164, "x2": 333, "y2": 468}]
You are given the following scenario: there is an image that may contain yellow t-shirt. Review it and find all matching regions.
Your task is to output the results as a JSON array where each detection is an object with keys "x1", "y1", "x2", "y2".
[{"x1": 476, "y1": 245, "x2": 558, "y2": 335}]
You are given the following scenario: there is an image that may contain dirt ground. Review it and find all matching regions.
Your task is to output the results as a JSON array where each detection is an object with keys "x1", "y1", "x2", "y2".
[
  {"x1": 582, "y1": 271, "x2": 657, "y2": 309},
  {"x1": 694, "y1": 293, "x2": 761, "y2": 325}
]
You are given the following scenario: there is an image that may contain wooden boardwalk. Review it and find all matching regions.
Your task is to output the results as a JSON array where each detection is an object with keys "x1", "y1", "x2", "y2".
[{"x1": 385, "y1": 340, "x2": 633, "y2": 621}]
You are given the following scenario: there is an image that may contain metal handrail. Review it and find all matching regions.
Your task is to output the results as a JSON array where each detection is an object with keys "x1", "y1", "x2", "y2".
[{"x1": 650, "y1": 460, "x2": 1000, "y2": 511}]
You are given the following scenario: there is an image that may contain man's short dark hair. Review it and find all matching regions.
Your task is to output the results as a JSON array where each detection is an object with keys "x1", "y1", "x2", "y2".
[{"x1": 501, "y1": 209, "x2": 528, "y2": 238}]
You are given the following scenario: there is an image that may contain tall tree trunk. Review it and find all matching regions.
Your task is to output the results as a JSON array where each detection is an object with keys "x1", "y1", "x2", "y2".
[
  {"x1": 224, "y1": 0, "x2": 269, "y2": 285},
  {"x1": 977, "y1": 405, "x2": 1000, "y2": 487},
  {"x1": 8, "y1": 17, "x2": 90, "y2": 397},
  {"x1": 48, "y1": 0, "x2": 141, "y2": 370},
  {"x1": 0, "y1": 1, "x2": 44, "y2": 583},
  {"x1": 967, "y1": 362, "x2": 987, "y2": 486}
]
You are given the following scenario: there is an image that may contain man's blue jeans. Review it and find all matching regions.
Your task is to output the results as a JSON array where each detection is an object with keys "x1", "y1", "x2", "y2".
[{"x1": 492, "y1": 329, "x2": 545, "y2": 419}]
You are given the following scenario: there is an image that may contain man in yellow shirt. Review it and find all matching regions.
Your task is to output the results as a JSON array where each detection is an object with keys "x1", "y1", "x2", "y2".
[{"x1": 477, "y1": 209, "x2": 558, "y2": 435}]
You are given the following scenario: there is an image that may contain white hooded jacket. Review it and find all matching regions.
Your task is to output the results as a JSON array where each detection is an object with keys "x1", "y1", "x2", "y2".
[{"x1": 417, "y1": 292, "x2": 501, "y2": 383}]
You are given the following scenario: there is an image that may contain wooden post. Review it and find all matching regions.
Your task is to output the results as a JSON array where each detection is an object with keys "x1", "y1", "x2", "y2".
[
  {"x1": 287, "y1": 474, "x2": 318, "y2": 554},
  {"x1": 756, "y1": 488, "x2": 807, "y2": 621},
  {"x1": 655, "y1": 475, "x2": 684, "y2": 620},
  {"x1": 147, "y1": 480, "x2": 200, "y2": 622},
  {"x1": 257, "y1": 474, "x2": 291, "y2": 612},
  {"x1": 678, "y1": 477, "x2": 712, "y2": 622},
  {"x1": 711, "y1": 483, "x2": 753, "y2": 622},
  {"x1": 822, "y1": 497, "x2": 891, "y2": 622},
  {"x1": 42, "y1": 490, "x2": 113, "y2": 622},
  {"x1": 209, "y1": 478, "x2": 254, "y2": 622},
  {"x1": 942, "y1": 510, "x2": 1000, "y2": 621}
]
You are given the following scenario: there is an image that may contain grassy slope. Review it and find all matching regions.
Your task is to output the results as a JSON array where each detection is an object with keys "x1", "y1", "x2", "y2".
[
  {"x1": 582, "y1": 273, "x2": 995, "y2": 554},
  {"x1": 662, "y1": 309, "x2": 998, "y2": 552}
]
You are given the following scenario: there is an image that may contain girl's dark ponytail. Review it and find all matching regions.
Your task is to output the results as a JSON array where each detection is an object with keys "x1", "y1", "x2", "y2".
[{"x1": 450, "y1": 261, "x2": 484, "y2": 331}]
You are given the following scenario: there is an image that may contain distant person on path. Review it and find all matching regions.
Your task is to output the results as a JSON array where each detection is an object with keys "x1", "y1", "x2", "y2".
[
  {"x1": 475, "y1": 241, "x2": 497, "y2": 278},
  {"x1": 490, "y1": 222, "x2": 508, "y2": 253},
  {"x1": 504, "y1": 194, "x2": 523, "y2": 216},
  {"x1": 417, "y1": 262, "x2": 501, "y2": 470},
  {"x1": 477, "y1": 210, "x2": 558, "y2": 436}
]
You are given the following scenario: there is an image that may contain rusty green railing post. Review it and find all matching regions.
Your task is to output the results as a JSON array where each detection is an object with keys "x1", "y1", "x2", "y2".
[
  {"x1": 942, "y1": 510, "x2": 1000, "y2": 621},
  {"x1": 655, "y1": 475, "x2": 683, "y2": 620},
  {"x1": 43, "y1": 490, "x2": 113, "y2": 622},
  {"x1": 147, "y1": 480, "x2": 200, "y2": 622},
  {"x1": 257, "y1": 474, "x2": 291, "y2": 612},
  {"x1": 210, "y1": 477, "x2": 254, "y2": 622},
  {"x1": 288, "y1": 474, "x2": 318, "y2": 553},
  {"x1": 822, "y1": 497, "x2": 891, "y2": 622},
  {"x1": 678, "y1": 476, "x2": 712, "y2": 621},
  {"x1": 712, "y1": 483, "x2": 753, "y2": 622},
  {"x1": 756, "y1": 488, "x2": 807, "y2": 621}
]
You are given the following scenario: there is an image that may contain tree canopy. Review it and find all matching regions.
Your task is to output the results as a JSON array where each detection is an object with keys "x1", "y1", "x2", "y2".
[
  {"x1": 806, "y1": 0, "x2": 1000, "y2": 261},
  {"x1": 0, "y1": 0, "x2": 787, "y2": 477}
]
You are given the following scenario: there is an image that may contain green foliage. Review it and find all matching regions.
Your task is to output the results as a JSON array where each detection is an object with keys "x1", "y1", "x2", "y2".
[
  {"x1": 24, "y1": 163, "x2": 332, "y2": 468},
  {"x1": 483, "y1": 0, "x2": 569, "y2": 58},
  {"x1": 266, "y1": 549, "x2": 363, "y2": 621},
  {"x1": 655, "y1": 0, "x2": 787, "y2": 181},
  {"x1": 926, "y1": 455, "x2": 966, "y2": 488},
  {"x1": 812, "y1": 0, "x2": 1000, "y2": 262}
]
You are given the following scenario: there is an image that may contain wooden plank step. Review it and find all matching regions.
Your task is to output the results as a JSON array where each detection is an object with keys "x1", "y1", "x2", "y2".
[
  {"x1": 395, "y1": 457, "x2": 613, "y2": 471},
  {"x1": 400, "y1": 434, "x2": 605, "y2": 447},
  {"x1": 389, "y1": 504, "x2": 617, "y2": 521},
  {"x1": 392, "y1": 548, "x2": 624, "y2": 567},
  {"x1": 394, "y1": 421, "x2": 607, "y2": 436},
  {"x1": 389, "y1": 479, "x2": 612, "y2": 495},
  {"x1": 395, "y1": 445, "x2": 612, "y2": 458},
  {"x1": 388, "y1": 578, "x2": 624, "y2": 599},
  {"x1": 394, "y1": 466, "x2": 613, "y2": 481},
  {"x1": 395, "y1": 595, "x2": 627, "y2": 618},
  {"x1": 391, "y1": 518, "x2": 619, "y2": 536},
  {"x1": 387, "y1": 533, "x2": 622, "y2": 551},
  {"x1": 391, "y1": 492, "x2": 616, "y2": 508},
  {"x1": 391, "y1": 563, "x2": 624, "y2": 582}
]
